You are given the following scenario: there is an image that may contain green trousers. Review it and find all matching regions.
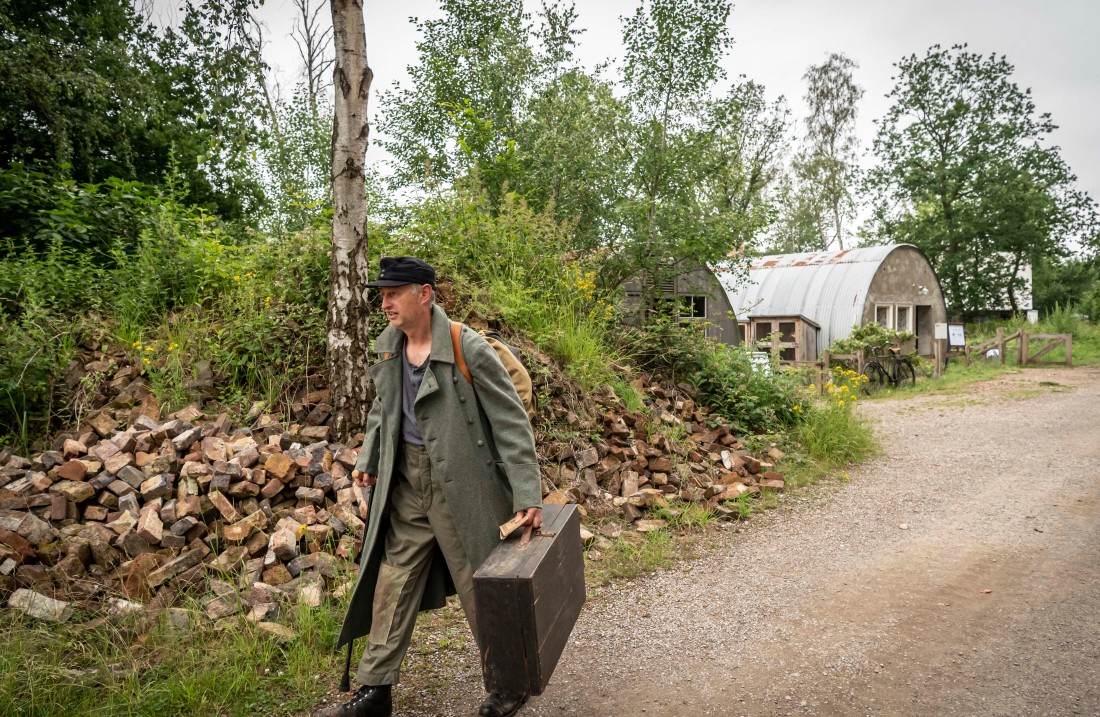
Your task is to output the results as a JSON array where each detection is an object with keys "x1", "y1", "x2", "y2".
[{"x1": 356, "y1": 442, "x2": 479, "y2": 686}]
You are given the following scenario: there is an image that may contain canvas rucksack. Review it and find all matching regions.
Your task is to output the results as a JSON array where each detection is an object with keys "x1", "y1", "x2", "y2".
[{"x1": 449, "y1": 322, "x2": 536, "y2": 420}]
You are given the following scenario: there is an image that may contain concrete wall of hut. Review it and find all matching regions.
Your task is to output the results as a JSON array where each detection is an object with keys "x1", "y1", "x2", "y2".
[
  {"x1": 676, "y1": 266, "x2": 739, "y2": 346},
  {"x1": 860, "y1": 247, "x2": 947, "y2": 356}
]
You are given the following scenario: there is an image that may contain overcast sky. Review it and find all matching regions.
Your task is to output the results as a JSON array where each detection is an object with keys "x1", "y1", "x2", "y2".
[{"x1": 233, "y1": 0, "x2": 1100, "y2": 212}]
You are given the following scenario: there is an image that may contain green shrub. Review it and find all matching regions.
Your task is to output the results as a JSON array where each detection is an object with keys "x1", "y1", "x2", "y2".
[
  {"x1": 622, "y1": 315, "x2": 710, "y2": 379},
  {"x1": 830, "y1": 322, "x2": 916, "y2": 358},
  {"x1": 1043, "y1": 302, "x2": 1082, "y2": 335},
  {"x1": 0, "y1": 306, "x2": 84, "y2": 451},
  {"x1": 0, "y1": 164, "x2": 159, "y2": 260},
  {"x1": 691, "y1": 345, "x2": 803, "y2": 433}
]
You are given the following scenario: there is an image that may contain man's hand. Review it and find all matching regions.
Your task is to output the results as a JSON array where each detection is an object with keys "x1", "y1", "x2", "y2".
[
  {"x1": 515, "y1": 506, "x2": 542, "y2": 530},
  {"x1": 352, "y1": 470, "x2": 376, "y2": 488}
]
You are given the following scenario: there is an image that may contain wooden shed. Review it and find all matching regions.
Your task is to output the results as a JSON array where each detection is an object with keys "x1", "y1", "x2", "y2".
[
  {"x1": 738, "y1": 315, "x2": 820, "y2": 362},
  {"x1": 715, "y1": 244, "x2": 948, "y2": 357}
]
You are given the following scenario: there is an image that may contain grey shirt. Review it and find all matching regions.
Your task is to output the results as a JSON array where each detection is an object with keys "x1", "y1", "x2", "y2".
[{"x1": 401, "y1": 348, "x2": 427, "y2": 445}]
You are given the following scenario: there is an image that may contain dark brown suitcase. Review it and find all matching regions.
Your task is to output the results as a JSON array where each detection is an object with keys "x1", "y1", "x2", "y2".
[{"x1": 473, "y1": 503, "x2": 585, "y2": 696}]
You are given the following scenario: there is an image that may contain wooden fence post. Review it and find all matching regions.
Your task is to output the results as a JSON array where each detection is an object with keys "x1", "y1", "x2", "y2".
[
  {"x1": 1020, "y1": 330, "x2": 1029, "y2": 365},
  {"x1": 1065, "y1": 334, "x2": 1073, "y2": 367},
  {"x1": 996, "y1": 327, "x2": 1005, "y2": 364},
  {"x1": 819, "y1": 350, "x2": 830, "y2": 395},
  {"x1": 934, "y1": 339, "x2": 944, "y2": 378}
]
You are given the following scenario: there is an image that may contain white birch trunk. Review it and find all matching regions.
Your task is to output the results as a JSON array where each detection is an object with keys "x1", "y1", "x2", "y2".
[{"x1": 328, "y1": 0, "x2": 373, "y2": 437}]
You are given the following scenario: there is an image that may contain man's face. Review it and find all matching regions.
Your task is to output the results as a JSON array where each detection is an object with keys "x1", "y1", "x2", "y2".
[{"x1": 379, "y1": 284, "x2": 429, "y2": 330}]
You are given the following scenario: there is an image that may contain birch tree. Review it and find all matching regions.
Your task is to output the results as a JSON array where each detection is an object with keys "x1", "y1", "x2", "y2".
[
  {"x1": 794, "y1": 53, "x2": 862, "y2": 250},
  {"x1": 292, "y1": 0, "x2": 334, "y2": 114},
  {"x1": 328, "y1": 0, "x2": 373, "y2": 436}
]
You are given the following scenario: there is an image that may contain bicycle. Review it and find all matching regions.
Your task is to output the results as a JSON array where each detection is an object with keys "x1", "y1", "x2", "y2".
[{"x1": 861, "y1": 344, "x2": 916, "y2": 393}]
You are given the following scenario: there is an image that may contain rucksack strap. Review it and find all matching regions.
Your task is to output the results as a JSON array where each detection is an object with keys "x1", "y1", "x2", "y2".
[{"x1": 450, "y1": 321, "x2": 473, "y2": 384}]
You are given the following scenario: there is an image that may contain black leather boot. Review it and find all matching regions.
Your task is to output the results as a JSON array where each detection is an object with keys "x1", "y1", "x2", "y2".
[
  {"x1": 316, "y1": 684, "x2": 393, "y2": 717},
  {"x1": 478, "y1": 692, "x2": 528, "y2": 717}
]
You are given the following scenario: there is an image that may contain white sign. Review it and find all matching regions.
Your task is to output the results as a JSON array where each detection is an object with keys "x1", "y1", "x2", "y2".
[
  {"x1": 934, "y1": 322, "x2": 948, "y2": 340},
  {"x1": 948, "y1": 323, "x2": 966, "y2": 348},
  {"x1": 749, "y1": 352, "x2": 772, "y2": 375}
]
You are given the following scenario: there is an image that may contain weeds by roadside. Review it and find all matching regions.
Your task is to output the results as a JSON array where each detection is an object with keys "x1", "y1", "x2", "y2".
[{"x1": 0, "y1": 598, "x2": 349, "y2": 717}]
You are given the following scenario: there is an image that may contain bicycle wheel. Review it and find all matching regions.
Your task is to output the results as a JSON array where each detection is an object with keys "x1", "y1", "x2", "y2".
[
  {"x1": 861, "y1": 362, "x2": 887, "y2": 394},
  {"x1": 896, "y1": 359, "x2": 916, "y2": 386}
]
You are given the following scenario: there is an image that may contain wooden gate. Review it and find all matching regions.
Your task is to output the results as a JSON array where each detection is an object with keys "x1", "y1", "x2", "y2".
[{"x1": 965, "y1": 328, "x2": 1072, "y2": 367}]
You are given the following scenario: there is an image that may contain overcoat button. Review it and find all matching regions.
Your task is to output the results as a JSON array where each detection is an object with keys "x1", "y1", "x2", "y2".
[
  {"x1": 459, "y1": 396, "x2": 466, "y2": 403},
  {"x1": 453, "y1": 376, "x2": 458, "y2": 383},
  {"x1": 468, "y1": 418, "x2": 474, "y2": 424},
  {"x1": 477, "y1": 440, "x2": 484, "y2": 447},
  {"x1": 485, "y1": 458, "x2": 492, "y2": 465}
]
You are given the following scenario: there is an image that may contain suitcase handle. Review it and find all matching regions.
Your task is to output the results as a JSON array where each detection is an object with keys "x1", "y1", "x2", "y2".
[{"x1": 517, "y1": 525, "x2": 557, "y2": 549}]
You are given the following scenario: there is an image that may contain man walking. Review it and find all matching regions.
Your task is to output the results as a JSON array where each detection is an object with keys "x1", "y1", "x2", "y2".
[{"x1": 320, "y1": 257, "x2": 542, "y2": 717}]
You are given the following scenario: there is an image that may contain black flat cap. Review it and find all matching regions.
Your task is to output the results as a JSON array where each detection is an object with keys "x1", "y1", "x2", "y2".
[{"x1": 365, "y1": 256, "x2": 436, "y2": 288}]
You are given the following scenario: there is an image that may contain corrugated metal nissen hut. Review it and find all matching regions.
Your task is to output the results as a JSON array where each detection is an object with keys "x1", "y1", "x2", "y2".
[{"x1": 715, "y1": 244, "x2": 947, "y2": 358}]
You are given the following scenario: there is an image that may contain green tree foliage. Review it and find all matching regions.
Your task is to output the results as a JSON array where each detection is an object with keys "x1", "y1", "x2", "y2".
[
  {"x1": 514, "y1": 69, "x2": 627, "y2": 251},
  {"x1": 259, "y1": 86, "x2": 333, "y2": 234},
  {"x1": 617, "y1": 0, "x2": 786, "y2": 307},
  {"x1": 0, "y1": 0, "x2": 269, "y2": 221},
  {"x1": 782, "y1": 53, "x2": 863, "y2": 252},
  {"x1": 1033, "y1": 255, "x2": 1100, "y2": 318},
  {"x1": 377, "y1": 0, "x2": 537, "y2": 192},
  {"x1": 144, "y1": 0, "x2": 269, "y2": 219},
  {"x1": 0, "y1": 164, "x2": 159, "y2": 270},
  {"x1": 377, "y1": 0, "x2": 786, "y2": 314},
  {"x1": 0, "y1": 0, "x2": 155, "y2": 182},
  {"x1": 867, "y1": 44, "x2": 1099, "y2": 315},
  {"x1": 618, "y1": 0, "x2": 732, "y2": 303}
]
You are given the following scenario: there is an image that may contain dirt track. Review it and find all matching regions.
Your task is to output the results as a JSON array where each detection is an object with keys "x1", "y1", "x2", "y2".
[{"x1": 377, "y1": 367, "x2": 1100, "y2": 716}]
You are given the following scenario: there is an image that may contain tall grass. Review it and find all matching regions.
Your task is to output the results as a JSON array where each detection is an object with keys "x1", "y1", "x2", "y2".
[
  {"x1": 0, "y1": 605, "x2": 345, "y2": 716},
  {"x1": 0, "y1": 582, "x2": 357, "y2": 717},
  {"x1": 783, "y1": 368, "x2": 879, "y2": 487},
  {"x1": 793, "y1": 403, "x2": 878, "y2": 471}
]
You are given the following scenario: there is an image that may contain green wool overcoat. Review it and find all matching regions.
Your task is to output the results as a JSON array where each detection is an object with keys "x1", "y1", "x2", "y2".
[{"x1": 336, "y1": 305, "x2": 542, "y2": 649}]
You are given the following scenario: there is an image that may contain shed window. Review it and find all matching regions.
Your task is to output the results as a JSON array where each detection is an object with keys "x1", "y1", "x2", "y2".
[
  {"x1": 754, "y1": 321, "x2": 773, "y2": 341},
  {"x1": 737, "y1": 323, "x2": 748, "y2": 344},
  {"x1": 895, "y1": 305, "x2": 913, "y2": 333},
  {"x1": 778, "y1": 321, "x2": 796, "y2": 342},
  {"x1": 875, "y1": 304, "x2": 893, "y2": 329},
  {"x1": 679, "y1": 295, "x2": 706, "y2": 319}
]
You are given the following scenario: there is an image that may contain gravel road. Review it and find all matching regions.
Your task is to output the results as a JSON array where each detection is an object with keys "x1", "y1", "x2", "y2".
[{"x1": 369, "y1": 366, "x2": 1100, "y2": 717}]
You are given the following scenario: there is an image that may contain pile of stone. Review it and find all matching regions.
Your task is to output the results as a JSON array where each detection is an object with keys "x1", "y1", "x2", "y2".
[
  {"x1": 538, "y1": 382, "x2": 785, "y2": 530},
  {"x1": 1, "y1": 404, "x2": 365, "y2": 625},
  {"x1": 2, "y1": 356, "x2": 784, "y2": 624}
]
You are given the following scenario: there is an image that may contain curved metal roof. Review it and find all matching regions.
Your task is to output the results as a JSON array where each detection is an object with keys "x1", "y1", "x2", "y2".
[{"x1": 715, "y1": 244, "x2": 916, "y2": 351}]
